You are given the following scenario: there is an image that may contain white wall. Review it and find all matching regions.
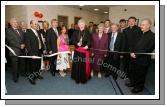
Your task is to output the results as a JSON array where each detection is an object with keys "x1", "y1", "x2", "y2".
[
  {"x1": 6, "y1": 5, "x2": 108, "y2": 28},
  {"x1": 109, "y1": 5, "x2": 155, "y2": 25},
  {"x1": 5, "y1": 5, "x2": 28, "y2": 23}
]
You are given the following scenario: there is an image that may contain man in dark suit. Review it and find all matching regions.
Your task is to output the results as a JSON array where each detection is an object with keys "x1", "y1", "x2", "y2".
[
  {"x1": 104, "y1": 24, "x2": 125, "y2": 80},
  {"x1": 19, "y1": 21, "x2": 28, "y2": 76},
  {"x1": 46, "y1": 19, "x2": 59, "y2": 76},
  {"x1": 24, "y1": 20, "x2": 44, "y2": 85},
  {"x1": 5, "y1": 18, "x2": 25, "y2": 83},
  {"x1": 123, "y1": 17, "x2": 142, "y2": 84},
  {"x1": 68, "y1": 24, "x2": 75, "y2": 45},
  {"x1": 129, "y1": 19, "x2": 155, "y2": 93}
]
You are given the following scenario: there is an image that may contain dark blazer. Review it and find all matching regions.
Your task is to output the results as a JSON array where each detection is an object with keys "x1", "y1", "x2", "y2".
[
  {"x1": 71, "y1": 29, "x2": 91, "y2": 48},
  {"x1": 132, "y1": 30, "x2": 155, "y2": 66},
  {"x1": 24, "y1": 29, "x2": 44, "y2": 56},
  {"x1": 5, "y1": 28, "x2": 23, "y2": 56},
  {"x1": 123, "y1": 25, "x2": 142, "y2": 52},
  {"x1": 46, "y1": 27, "x2": 58, "y2": 53},
  {"x1": 108, "y1": 32, "x2": 125, "y2": 52}
]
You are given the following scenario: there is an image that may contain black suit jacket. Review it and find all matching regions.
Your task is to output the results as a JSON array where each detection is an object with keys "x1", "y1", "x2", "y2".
[
  {"x1": 123, "y1": 25, "x2": 142, "y2": 52},
  {"x1": 5, "y1": 28, "x2": 23, "y2": 56},
  {"x1": 108, "y1": 32, "x2": 125, "y2": 52},
  {"x1": 71, "y1": 29, "x2": 91, "y2": 48},
  {"x1": 46, "y1": 28, "x2": 58, "y2": 53},
  {"x1": 132, "y1": 30, "x2": 155, "y2": 66},
  {"x1": 24, "y1": 29, "x2": 44, "y2": 56}
]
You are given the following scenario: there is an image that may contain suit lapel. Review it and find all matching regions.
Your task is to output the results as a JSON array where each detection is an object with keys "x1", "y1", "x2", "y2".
[{"x1": 11, "y1": 28, "x2": 21, "y2": 41}]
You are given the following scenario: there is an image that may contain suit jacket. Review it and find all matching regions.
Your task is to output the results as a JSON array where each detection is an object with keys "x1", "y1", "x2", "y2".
[
  {"x1": 46, "y1": 27, "x2": 58, "y2": 53},
  {"x1": 123, "y1": 25, "x2": 142, "y2": 52},
  {"x1": 107, "y1": 32, "x2": 125, "y2": 60},
  {"x1": 24, "y1": 29, "x2": 44, "y2": 56},
  {"x1": 132, "y1": 30, "x2": 155, "y2": 66},
  {"x1": 5, "y1": 28, "x2": 23, "y2": 56},
  {"x1": 108, "y1": 32, "x2": 125, "y2": 52},
  {"x1": 71, "y1": 29, "x2": 91, "y2": 48}
]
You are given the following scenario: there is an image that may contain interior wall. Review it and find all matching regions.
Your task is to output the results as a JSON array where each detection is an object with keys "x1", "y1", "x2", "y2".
[
  {"x1": 109, "y1": 5, "x2": 155, "y2": 25},
  {"x1": 5, "y1": 5, "x2": 28, "y2": 23},
  {"x1": 5, "y1": 5, "x2": 108, "y2": 28}
]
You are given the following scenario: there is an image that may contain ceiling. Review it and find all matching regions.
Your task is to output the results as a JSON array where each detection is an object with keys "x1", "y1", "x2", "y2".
[{"x1": 65, "y1": 5, "x2": 111, "y2": 15}]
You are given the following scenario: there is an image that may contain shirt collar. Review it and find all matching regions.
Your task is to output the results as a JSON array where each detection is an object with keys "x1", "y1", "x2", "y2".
[{"x1": 112, "y1": 32, "x2": 118, "y2": 36}]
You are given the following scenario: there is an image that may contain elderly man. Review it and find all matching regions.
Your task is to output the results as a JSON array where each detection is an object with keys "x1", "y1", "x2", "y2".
[
  {"x1": 104, "y1": 24, "x2": 125, "y2": 80},
  {"x1": 71, "y1": 19, "x2": 91, "y2": 84},
  {"x1": 5, "y1": 18, "x2": 25, "y2": 83},
  {"x1": 129, "y1": 18, "x2": 155, "y2": 93}
]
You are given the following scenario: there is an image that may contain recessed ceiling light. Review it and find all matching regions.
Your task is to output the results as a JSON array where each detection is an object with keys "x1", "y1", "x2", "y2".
[
  {"x1": 79, "y1": 5, "x2": 84, "y2": 6},
  {"x1": 104, "y1": 12, "x2": 108, "y2": 14},
  {"x1": 94, "y1": 8, "x2": 99, "y2": 11}
]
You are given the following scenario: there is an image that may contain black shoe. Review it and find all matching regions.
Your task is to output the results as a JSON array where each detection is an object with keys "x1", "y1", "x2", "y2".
[
  {"x1": 37, "y1": 75, "x2": 44, "y2": 79},
  {"x1": 113, "y1": 76, "x2": 118, "y2": 80},
  {"x1": 104, "y1": 73, "x2": 110, "y2": 77},
  {"x1": 50, "y1": 71, "x2": 55, "y2": 76},
  {"x1": 131, "y1": 88, "x2": 143, "y2": 93},
  {"x1": 29, "y1": 79, "x2": 36, "y2": 85},
  {"x1": 13, "y1": 79, "x2": 18, "y2": 83},
  {"x1": 125, "y1": 83, "x2": 134, "y2": 87}
]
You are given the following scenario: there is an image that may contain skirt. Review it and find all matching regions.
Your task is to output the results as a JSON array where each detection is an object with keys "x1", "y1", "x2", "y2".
[
  {"x1": 71, "y1": 47, "x2": 90, "y2": 83},
  {"x1": 56, "y1": 53, "x2": 70, "y2": 70}
]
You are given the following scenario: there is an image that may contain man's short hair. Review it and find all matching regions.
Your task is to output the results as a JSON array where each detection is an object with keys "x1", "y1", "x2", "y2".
[
  {"x1": 104, "y1": 19, "x2": 111, "y2": 23},
  {"x1": 128, "y1": 16, "x2": 137, "y2": 21},
  {"x1": 10, "y1": 18, "x2": 17, "y2": 24},
  {"x1": 142, "y1": 18, "x2": 152, "y2": 26},
  {"x1": 119, "y1": 19, "x2": 126, "y2": 23},
  {"x1": 51, "y1": 19, "x2": 57, "y2": 24}
]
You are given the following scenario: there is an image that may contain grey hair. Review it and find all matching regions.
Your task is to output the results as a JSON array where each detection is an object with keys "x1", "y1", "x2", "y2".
[
  {"x1": 78, "y1": 19, "x2": 86, "y2": 25},
  {"x1": 98, "y1": 23, "x2": 104, "y2": 28},
  {"x1": 10, "y1": 18, "x2": 17, "y2": 24}
]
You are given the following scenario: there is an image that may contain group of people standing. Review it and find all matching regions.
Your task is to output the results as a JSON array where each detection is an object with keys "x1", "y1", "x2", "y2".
[{"x1": 5, "y1": 16, "x2": 155, "y2": 94}]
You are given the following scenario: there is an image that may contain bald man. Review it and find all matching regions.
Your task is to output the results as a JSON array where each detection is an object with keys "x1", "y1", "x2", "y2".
[
  {"x1": 24, "y1": 20, "x2": 44, "y2": 85},
  {"x1": 129, "y1": 19, "x2": 155, "y2": 93}
]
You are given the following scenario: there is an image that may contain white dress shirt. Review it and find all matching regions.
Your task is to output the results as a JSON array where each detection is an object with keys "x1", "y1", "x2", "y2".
[{"x1": 31, "y1": 28, "x2": 42, "y2": 49}]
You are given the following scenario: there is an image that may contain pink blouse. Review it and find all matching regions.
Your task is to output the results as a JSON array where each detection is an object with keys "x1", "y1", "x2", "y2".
[{"x1": 58, "y1": 35, "x2": 69, "y2": 52}]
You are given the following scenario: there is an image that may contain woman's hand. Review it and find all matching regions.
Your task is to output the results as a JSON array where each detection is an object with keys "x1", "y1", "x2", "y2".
[{"x1": 91, "y1": 53, "x2": 94, "y2": 56}]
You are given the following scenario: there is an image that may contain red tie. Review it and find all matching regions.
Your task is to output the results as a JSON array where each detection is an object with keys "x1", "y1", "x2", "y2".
[{"x1": 15, "y1": 29, "x2": 20, "y2": 37}]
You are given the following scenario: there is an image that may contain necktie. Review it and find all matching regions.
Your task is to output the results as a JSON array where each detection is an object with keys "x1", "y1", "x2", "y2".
[
  {"x1": 15, "y1": 29, "x2": 20, "y2": 37},
  {"x1": 35, "y1": 31, "x2": 42, "y2": 49},
  {"x1": 109, "y1": 33, "x2": 115, "y2": 51},
  {"x1": 54, "y1": 28, "x2": 59, "y2": 37}
]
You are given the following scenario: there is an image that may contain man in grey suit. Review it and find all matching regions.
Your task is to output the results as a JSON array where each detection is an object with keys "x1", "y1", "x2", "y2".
[{"x1": 5, "y1": 18, "x2": 25, "y2": 83}]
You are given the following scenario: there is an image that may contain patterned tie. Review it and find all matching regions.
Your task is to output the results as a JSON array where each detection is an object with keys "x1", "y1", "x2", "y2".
[
  {"x1": 15, "y1": 29, "x2": 20, "y2": 37},
  {"x1": 54, "y1": 28, "x2": 59, "y2": 37},
  {"x1": 109, "y1": 33, "x2": 115, "y2": 51},
  {"x1": 35, "y1": 31, "x2": 42, "y2": 49}
]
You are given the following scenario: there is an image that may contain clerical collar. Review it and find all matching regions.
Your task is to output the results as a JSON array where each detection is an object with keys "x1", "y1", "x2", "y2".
[
  {"x1": 129, "y1": 25, "x2": 137, "y2": 29},
  {"x1": 143, "y1": 30, "x2": 151, "y2": 34}
]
